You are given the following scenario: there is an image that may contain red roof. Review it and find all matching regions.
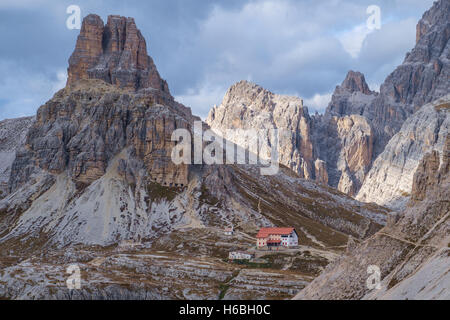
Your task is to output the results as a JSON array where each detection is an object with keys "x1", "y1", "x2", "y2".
[{"x1": 256, "y1": 227, "x2": 295, "y2": 238}]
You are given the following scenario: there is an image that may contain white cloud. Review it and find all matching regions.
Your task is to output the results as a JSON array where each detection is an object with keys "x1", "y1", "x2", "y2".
[
  {"x1": 175, "y1": 83, "x2": 227, "y2": 120},
  {"x1": 337, "y1": 24, "x2": 373, "y2": 58}
]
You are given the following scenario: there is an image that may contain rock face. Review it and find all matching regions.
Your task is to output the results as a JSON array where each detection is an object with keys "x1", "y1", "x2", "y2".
[
  {"x1": 314, "y1": 160, "x2": 328, "y2": 185},
  {"x1": 9, "y1": 80, "x2": 194, "y2": 193},
  {"x1": 206, "y1": 81, "x2": 317, "y2": 180},
  {"x1": 0, "y1": 13, "x2": 389, "y2": 300},
  {"x1": 207, "y1": 79, "x2": 375, "y2": 196},
  {"x1": 295, "y1": 135, "x2": 450, "y2": 300},
  {"x1": 314, "y1": 114, "x2": 374, "y2": 196},
  {"x1": 313, "y1": 71, "x2": 376, "y2": 195},
  {"x1": 410, "y1": 150, "x2": 441, "y2": 201},
  {"x1": 357, "y1": 95, "x2": 449, "y2": 209},
  {"x1": 0, "y1": 117, "x2": 34, "y2": 199},
  {"x1": 325, "y1": 71, "x2": 377, "y2": 117},
  {"x1": 67, "y1": 14, "x2": 169, "y2": 93}
]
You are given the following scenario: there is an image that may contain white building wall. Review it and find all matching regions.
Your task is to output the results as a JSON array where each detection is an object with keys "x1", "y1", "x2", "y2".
[
  {"x1": 288, "y1": 231, "x2": 298, "y2": 246},
  {"x1": 229, "y1": 252, "x2": 253, "y2": 260}
]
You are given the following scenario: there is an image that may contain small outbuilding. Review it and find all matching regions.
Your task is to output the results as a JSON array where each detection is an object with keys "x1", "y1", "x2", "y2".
[
  {"x1": 228, "y1": 251, "x2": 255, "y2": 261},
  {"x1": 224, "y1": 227, "x2": 234, "y2": 236}
]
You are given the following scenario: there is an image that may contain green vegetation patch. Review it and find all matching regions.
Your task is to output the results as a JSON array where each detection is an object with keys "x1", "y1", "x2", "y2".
[{"x1": 146, "y1": 182, "x2": 179, "y2": 202}]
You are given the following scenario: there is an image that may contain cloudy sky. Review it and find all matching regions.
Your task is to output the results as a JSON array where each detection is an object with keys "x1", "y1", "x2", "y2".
[{"x1": 0, "y1": 0, "x2": 436, "y2": 120}]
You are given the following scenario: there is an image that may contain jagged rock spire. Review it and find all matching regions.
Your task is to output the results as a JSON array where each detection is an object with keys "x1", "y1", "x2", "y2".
[
  {"x1": 340, "y1": 71, "x2": 373, "y2": 95},
  {"x1": 67, "y1": 14, "x2": 169, "y2": 93}
]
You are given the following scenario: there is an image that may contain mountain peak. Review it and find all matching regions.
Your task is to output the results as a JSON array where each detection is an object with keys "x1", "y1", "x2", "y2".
[
  {"x1": 67, "y1": 14, "x2": 169, "y2": 93},
  {"x1": 228, "y1": 80, "x2": 264, "y2": 93},
  {"x1": 340, "y1": 71, "x2": 373, "y2": 95}
]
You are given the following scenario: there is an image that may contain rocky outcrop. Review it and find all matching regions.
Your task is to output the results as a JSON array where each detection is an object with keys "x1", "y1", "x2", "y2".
[
  {"x1": 206, "y1": 80, "x2": 317, "y2": 180},
  {"x1": 295, "y1": 134, "x2": 450, "y2": 300},
  {"x1": 0, "y1": 117, "x2": 34, "y2": 199},
  {"x1": 67, "y1": 14, "x2": 169, "y2": 93},
  {"x1": 357, "y1": 95, "x2": 449, "y2": 209},
  {"x1": 416, "y1": 0, "x2": 450, "y2": 46},
  {"x1": 9, "y1": 80, "x2": 194, "y2": 193},
  {"x1": 314, "y1": 114, "x2": 374, "y2": 196},
  {"x1": 411, "y1": 150, "x2": 441, "y2": 201},
  {"x1": 0, "y1": 13, "x2": 389, "y2": 287}
]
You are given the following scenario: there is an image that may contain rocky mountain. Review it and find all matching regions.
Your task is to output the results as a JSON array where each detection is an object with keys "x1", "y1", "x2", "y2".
[
  {"x1": 207, "y1": 0, "x2": 449, "y2": 200},
  {"x1": 357, "y1": 95, "x2": 449, "y2": 210},
  {"x1": 295, "y1": 134, "x2": 450, "y2": 300},
  {"x1": 0, "y1": 77, "x2": 386, "y2": 247},
  {"x1": 313, "y1": 101, "x2": 375, "y2": 195},
  {"x1": 205, "y1": 0, "x2": 450, "y2": 300},
  {"x1": 0, "y1": 117, "x2": 34, "y2": 199},
  {"x1": 325, "y1": 71, "x2": 377, "y2": 118},
  {"x1": 0, "y1": 14, "x2": 388, "y2": 300}
]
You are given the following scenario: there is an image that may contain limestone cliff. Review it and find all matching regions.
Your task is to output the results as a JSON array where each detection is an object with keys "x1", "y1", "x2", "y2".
[
  {"x1": 357, "y1": 95, "x2": 449, "y2": 209},
  {"x1": 295, "y1": 135, "x2": 450, "y2": 300},
  {"x1": 314, "y1": 113, "x2": 374, "y2": 196},
  {"x1": 9, "y1": 80, "x2": 193, "y2": 193},
  {"x1": 0, "y1": 117, "x2": 34, "y2": 199}
]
